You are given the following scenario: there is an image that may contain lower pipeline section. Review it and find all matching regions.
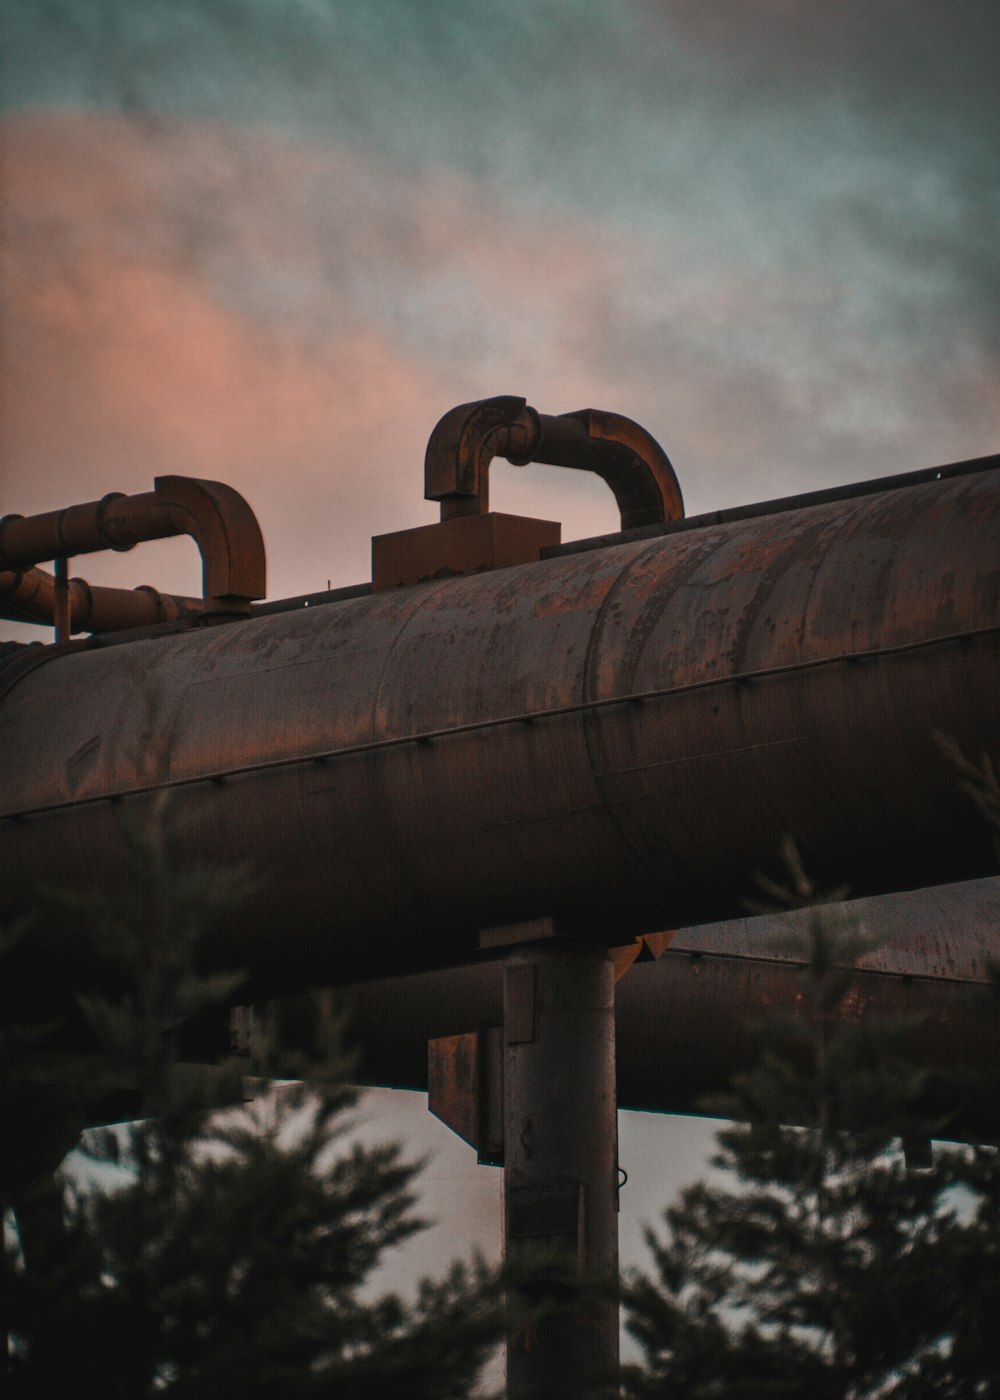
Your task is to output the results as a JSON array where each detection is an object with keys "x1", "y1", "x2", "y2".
[{"x1": 341, "y1": 877, "x2": 1000, "y2": 1136}]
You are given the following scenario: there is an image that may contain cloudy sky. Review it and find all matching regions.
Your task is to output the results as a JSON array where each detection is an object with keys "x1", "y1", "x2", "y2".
[
  {"x1": 4, "y1": 0, "x2": 998, "y2": 1366},
  {"x1": 4, "y1": 0, "x2": 997, "y2": 607}
]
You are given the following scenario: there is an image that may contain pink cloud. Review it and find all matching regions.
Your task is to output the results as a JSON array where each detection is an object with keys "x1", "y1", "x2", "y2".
[
  {"x1": 3, "y1": 106, "x2": 995, "y2": 627},
  {"x1": 1, "y1": 110, "x2": 661, "y2": 604}
]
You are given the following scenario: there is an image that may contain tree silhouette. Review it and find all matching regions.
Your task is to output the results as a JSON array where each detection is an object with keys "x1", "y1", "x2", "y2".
[
  {"x1": 1, "y1": 795, "x2": 503, "y2": 1398},
  {"x1": 620, "y1": 841, "x2": 1000, "y2": 1399}
]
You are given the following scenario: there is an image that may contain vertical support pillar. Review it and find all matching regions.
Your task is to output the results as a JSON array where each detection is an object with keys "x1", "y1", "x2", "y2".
[{"x1": 502, "y1": 940, "x2": 618, "y2": 1399}]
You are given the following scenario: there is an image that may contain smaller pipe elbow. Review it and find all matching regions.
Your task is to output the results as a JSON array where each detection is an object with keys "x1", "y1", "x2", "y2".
[
  {"x1": 424, "y1": 396, "x2": 683, "y2": 531},
  {"x1": 101, "y1": 477, "x2": 267, "y2": 603}
]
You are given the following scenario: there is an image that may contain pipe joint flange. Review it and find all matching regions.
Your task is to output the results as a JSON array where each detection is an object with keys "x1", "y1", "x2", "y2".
[
  {"x1": 503, "y1": 404, "x2": 543, "y2": 467},
  {"x1": 95, "y1": 492, "x2": 134, "y2": 552}
]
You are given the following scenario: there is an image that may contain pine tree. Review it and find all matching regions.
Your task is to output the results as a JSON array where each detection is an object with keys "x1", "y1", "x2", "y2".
[
  {"x1": 1, "y1": 795, "x2": 503, "y2": 1398},
  {"x1": 620, "y1": 841, "x2": 1000, "y2": 1400}
]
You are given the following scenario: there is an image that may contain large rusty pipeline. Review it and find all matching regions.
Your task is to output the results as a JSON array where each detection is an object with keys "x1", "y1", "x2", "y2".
[{"x1": 0, "y1": 461, "x2": 997, "y2": 1008}]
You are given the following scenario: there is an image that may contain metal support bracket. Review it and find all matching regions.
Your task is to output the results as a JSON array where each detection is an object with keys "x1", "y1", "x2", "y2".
[{"x1": 428, "y1": 1026, "x2": 505, "y2": 1166}]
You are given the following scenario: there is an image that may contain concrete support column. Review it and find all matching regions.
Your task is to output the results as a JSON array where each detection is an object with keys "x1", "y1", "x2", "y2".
[{"x1": 502, "y1": 940, "x2": 618, "y2": 1399}]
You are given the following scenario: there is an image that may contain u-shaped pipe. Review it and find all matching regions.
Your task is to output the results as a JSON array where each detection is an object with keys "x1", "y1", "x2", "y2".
[
  {"x1": 0, "y1": 476, "x2": 266, "y2": 637},
  {"x1": 424, "y1": 396, "x2": 684, "y2": 530}
]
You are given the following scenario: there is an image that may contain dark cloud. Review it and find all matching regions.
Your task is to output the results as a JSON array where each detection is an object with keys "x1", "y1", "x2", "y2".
[
  {"x1": 641, "y1": 0, "x2": 1000, "y2": 114},
  {"x1": 634, "y1": 1, "x2": 1000, "y2": 401}
]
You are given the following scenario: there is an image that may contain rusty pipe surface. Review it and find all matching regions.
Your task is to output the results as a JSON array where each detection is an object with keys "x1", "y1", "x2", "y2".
[
  {"x1": 425, "y1": 395, "x2": 684, "y2": 528},
  {"x1": 0, "y1": 476, "x2": 266, "y2": 608},
  {"x1": 0, "y1": 464, "x2": 997, "y2": 1004},
  {"x1": 0, "y1": 565, "x2": 211, "y2": 634}
]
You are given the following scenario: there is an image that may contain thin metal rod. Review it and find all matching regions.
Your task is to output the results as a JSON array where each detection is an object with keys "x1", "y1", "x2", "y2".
[{"x1": 52, "y1": 557, "x2": 70, "y2": 643}]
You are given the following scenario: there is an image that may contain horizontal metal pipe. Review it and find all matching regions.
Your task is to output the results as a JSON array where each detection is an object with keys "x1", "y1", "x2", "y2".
[
  {"x1": 1, "y1": 624, "x2": 995, "y2": 822},
  {"x1": 0, "y1": 565, "x2": 210, "y2": 634},
  {"x1": 1, "y1": 465, "x2": 996, "y2": 1005}
]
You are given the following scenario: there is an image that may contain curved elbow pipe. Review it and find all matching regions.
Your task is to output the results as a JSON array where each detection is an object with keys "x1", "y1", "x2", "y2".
[
  {"x1": 0, "y1": 476, "x2": 266, "y2": 608},
  {"x1": 424, "y1": 396, "x2": 684, "y2": 530}
]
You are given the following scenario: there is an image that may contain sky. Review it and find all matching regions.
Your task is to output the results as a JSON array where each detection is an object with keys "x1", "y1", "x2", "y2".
[
  {"x1": 4, "y1": 0, "x2": 999, "y2": 1372},
  {"x1": 4, "y1": 0, "x2": 997, "y2": 607}
]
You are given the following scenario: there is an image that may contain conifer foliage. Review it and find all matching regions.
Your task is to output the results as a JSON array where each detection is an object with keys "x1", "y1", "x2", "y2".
[
  {"x1": 620, "y1": 843, "x2": 1000, "y2": 1400},
  {"x1": 1, "y1": 796, "x2": 502, "y2": 1398}
]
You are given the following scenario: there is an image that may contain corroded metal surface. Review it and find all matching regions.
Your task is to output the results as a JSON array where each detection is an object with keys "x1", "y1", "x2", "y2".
[
  {"x1": 0, "y1": 466, "x2": 997, "y2": 1002},
  {"x1": 428, "y1": 1031, "x2": 482, "y2": 1150}
]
